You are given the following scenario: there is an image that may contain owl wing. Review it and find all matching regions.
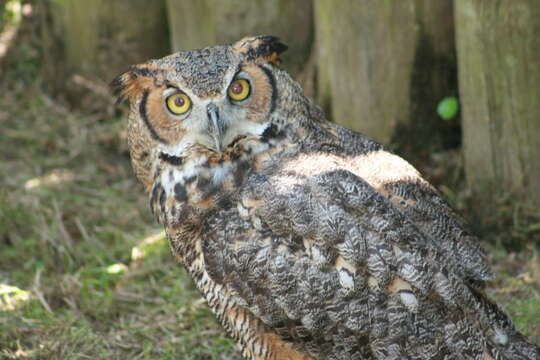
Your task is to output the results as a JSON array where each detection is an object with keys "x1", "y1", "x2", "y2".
[
  {"x1": 325, "y1": 121, "x2": 495, "y2": 284},
  {"x1": 202, "y1": 150, "x2": 538, "y2": 359},
  {"x1": 376, "y1": 170, "x2": 495, "y2": 284}
]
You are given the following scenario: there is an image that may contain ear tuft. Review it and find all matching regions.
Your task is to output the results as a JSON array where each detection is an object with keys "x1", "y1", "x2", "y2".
[
  {"x1": 110, "y1": 70, "x2": 134, "y2": 104},
  {"x1": 110, "y1": 66, "x2": 161, "y2": 104},
  {"x1": 233, "y1": 35, "x2": 288, "y2": 65}
]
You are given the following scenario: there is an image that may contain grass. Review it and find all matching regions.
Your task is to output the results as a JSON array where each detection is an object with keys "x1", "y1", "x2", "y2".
[
  {"x1": 487, "y1": 246, "x2": 540, "y2": 342},
  {"x1": 0, "y1": 82, "x2": 238, "y2": 359}
]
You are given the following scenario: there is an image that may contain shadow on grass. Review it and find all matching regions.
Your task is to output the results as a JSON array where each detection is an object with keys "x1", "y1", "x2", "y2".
[{"x1": 0, "y1": 82, "x2": 238, "y2": 359}]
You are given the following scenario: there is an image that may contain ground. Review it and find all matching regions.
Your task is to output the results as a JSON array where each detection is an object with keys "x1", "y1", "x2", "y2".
[{"x1": 0, "y1": 81, "x2": 239, "y2": 359}]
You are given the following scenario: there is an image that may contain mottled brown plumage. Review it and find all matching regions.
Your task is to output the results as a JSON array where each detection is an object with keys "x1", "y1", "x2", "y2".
[{"x1": 112, "y1": 36, "x2": 540, "y2": 359}]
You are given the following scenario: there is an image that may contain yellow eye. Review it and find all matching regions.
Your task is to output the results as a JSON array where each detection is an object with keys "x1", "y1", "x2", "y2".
[
  {"x1": 228, "y1": 79, "x2": 251, "y2": 101},
  {"x1": 166, "y1": 92, "x2": 191, "y2": 115}
]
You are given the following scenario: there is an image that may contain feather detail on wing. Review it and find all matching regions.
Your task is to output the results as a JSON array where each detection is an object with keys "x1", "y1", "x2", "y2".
[{"x1": 202, "y1": 147, "x2": 539, "y2": 359}]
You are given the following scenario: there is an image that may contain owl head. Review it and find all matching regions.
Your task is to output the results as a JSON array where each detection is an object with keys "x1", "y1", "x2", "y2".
[{"x1": 111, "y1": 35, "x2": 309, "y2": 190}]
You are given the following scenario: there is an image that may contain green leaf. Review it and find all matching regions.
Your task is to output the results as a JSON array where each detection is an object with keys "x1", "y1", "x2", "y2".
[{"x1": 437, "y1": 96, "x2": 459, "y2": 120}]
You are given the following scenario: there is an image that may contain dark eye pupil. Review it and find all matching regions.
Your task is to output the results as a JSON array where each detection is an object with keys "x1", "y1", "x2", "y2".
[
  {"x1": 174, "y1": 96, "x2": 185, "y2": 107},
  {"x1": 231, "y1": 81, "x2": 243, "y2": 95}
]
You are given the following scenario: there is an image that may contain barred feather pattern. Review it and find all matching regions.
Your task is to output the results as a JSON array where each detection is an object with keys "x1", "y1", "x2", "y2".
[{"x1": 114, "y1": 36, "x2": 540, "y2": 360}]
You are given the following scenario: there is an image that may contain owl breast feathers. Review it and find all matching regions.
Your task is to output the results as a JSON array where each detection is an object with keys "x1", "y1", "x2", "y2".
[{"x1": 111, "y1": 36, "x2": 540, "y2": 360}]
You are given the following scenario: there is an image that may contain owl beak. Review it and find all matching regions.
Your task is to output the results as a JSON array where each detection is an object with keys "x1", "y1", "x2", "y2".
[{"x1": 207, "y1": 103, "x2": 225, "y2": 153}]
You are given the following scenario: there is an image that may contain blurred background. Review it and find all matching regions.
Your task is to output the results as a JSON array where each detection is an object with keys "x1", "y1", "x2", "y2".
[{"x1": 1, "y1": 1, "x2": 539, "y2": 359}]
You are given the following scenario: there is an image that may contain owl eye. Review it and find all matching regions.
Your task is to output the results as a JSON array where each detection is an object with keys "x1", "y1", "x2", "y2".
[
  {"x1": 166, "y1": 92, "x2": 192, "y2": 115},
  {"x1": 227, "y1": 79, "x2": 251, "y2": 102}
]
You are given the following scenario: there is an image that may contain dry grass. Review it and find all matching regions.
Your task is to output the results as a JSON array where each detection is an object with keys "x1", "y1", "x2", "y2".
[
  {"x1": 487, "y1": 245, "x2": 540, "y2": 344},
  {"x1": 0, "y1": 81, "x2": 238, "y2": 359}
]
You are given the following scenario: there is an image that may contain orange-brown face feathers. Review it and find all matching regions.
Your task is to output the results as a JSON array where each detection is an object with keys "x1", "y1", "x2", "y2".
[
  {"x1": 237, "y1": 64, "x2": 276, "y2": 124},
  {"x1": 111, "y1": 64, "x2": 167, "y2": 104},
  {"x1": 110, "y1": 35, "x2": 290, "y2": 207},
  {"x1": 142, "y1": 87, "x2": 188, "y2": 145},
  {"x1": 111, "y1": 36, "x2": 288, "y2": 160}
]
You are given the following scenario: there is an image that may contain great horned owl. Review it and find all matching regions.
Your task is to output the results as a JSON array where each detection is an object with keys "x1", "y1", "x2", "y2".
[{"x1": 111, "y1": 36, "x2": 540, "y2": 360}]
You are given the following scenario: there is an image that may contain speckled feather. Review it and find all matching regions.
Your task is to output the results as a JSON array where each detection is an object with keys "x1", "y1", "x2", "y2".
[{"x1": 112, "y1": 36, "x2": 540, "y2": 360}]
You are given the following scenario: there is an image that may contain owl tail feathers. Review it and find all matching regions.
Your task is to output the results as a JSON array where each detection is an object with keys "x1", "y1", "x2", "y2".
[
  {"x1": 471, "y1": 287, "x2": 540, "y2": 359},
  {"x1": 494, "y1": 334, "x2": 540, "y2": 360}
]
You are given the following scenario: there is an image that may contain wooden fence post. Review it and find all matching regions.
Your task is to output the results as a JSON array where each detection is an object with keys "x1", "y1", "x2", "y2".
[
  {"x1": 165, "y1": 0, "x2": 314, "y2": 89},
  {"x1": 315, "y1": 0, "x2": 457, "y2": 151},
  {"x1": 39, "y1": 0, "x2": 169, "y2": 105},
  {"x1": 455, "y1": 0, "x2": 540, "y2": 207}
]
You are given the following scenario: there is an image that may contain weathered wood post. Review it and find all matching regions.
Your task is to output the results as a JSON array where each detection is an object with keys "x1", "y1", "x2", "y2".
[{"x1": 455, "y1": 0, "x2": 540, "y2": 207}]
